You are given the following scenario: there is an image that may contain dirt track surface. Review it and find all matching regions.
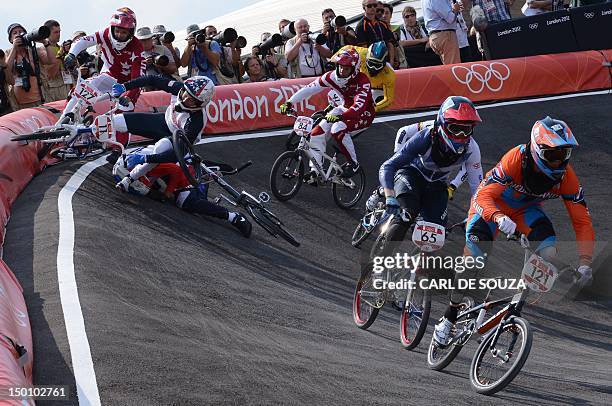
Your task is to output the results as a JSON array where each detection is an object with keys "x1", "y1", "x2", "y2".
[{"x1": 4, "y1": 94, "x2": 612, "y2": 405}]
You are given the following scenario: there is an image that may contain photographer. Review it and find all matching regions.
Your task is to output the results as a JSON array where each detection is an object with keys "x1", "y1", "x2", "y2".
[
  {"x1": 136, "y1": 27, "x2": 177, "y2": 90},
  {"x1": 242, "y1": 56, "x2": 274, "y2": 83},
  {"x1": 40, "y1": 20, "x2": 73, "y2": 102},
  {"x1": 321, "y1": 9, "x2": 357, "y2": 54},
  {"x1": 5, "y1": 23, "x2": 53, "y2": 110},
  {"x1": 180, "y1": 24, "x2": 221, "y2": 84},
  {"x1": 152, "y1": 25, "x2": 181, "y2": 79},
  {"x1": 285, "y1": 19, "x2": 332, "y2": 78},
  {"x1": 58, "y1": 31, "x2": 98, "y2": 82},
  {"x1": 253, "y1": 33, "x2": 288, "y2": 79},
  {"x1": 205, "y1": 26, "x2": 244, "y2": 85}
]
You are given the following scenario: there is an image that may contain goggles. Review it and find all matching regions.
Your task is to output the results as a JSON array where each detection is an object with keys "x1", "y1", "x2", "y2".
[
  {"x1": 539, "y1": 146, "x2": 572, "y2": 163},
  {"x1": 446, "y1": 123, "x2": 474, "y2": 139}
]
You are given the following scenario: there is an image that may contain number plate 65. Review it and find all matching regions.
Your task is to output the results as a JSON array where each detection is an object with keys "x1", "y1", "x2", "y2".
[
  {"x1": 521, "y1": 253, "x2": 557, "y2": 292},
  {"x1": 412, "y1": 220, "x2": 445, "y2": 252},
  {"x1": 293, "y1": 116, "x2": 313, "y2": 136}
]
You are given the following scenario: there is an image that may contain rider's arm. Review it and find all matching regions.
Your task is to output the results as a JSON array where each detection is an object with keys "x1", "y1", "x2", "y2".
[
  {"x1": 472, "y1": 147, "x2": 522, "y2": 222},
  {"x1": 123, "y1": 74, "x2": 182, "y2": 95},
  {"x1": 142, "y1": 149, "x2": 176, "y2": 164},
  {"x1": 124, "y1": 42, "x2": 146, "y2": 103},
  {"x1": 68, "y1": 35, "x2": 97, "y2": 56},
  {"x1": 342, "y1": 74, "x2": 372, "y2": 121},
  {"x1": 559, "y1": 167, "x2": 595, "y2": 265},
  {"x1": 374, "y1": 68, "x2": 395, "y2": 113},
  {"x1": 379, "y1": 130, "x2": 430, "y2": 196},
  {"x1": 449, "y1": 164, "x2": 467, "y2": 190},
  {"x1": 287, "y1": 77, "x2": 326, "y2": 105},
  {"x1": 464, "y1": 139, "x2": 484, "y2": 196}
]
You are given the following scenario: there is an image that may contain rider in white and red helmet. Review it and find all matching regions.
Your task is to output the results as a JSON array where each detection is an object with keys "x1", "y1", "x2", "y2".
[
  {"x1": 280, "y1": 47, "x2": 376, "y2": 178},
  {"x1": 63, "y1": 7, "x2": 145, "y2": 158}
]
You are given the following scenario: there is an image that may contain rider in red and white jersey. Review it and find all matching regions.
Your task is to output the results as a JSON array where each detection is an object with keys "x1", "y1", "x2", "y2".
[{"x1": 63, "y1": 7, "x2": 145, "y2": 154}]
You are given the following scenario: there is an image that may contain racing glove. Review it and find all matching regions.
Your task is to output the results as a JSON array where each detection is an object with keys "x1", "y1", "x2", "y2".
[
  {"x1": 325, "y1": 113, "x2": 342, "y2": 123},
  {"x1": 384, "y1": 196, "x2": 401, "y2": 217},
  {"x1": 126, "y1": 153, "x2": 147, "y2": 168},
  {"x1": 280, "y1": 101, "x2": 292, "y2": 115},
  {"x1": 447, "y1": 184, "x2": 457, "y2": 200},
  {"x1": 576, "y1": 265, "x2": 593, "y2": 289},
  {"x1": 494, "y1": 214, "x2": 517, "y2": 235},
  {"x1": 111, "y1": 83, "x2": 127, "y2": 98},
  {"x1": 64, "y1": 53, "x2": 77, "y2": 69},
  {"x1": 115, "y1": 175, "x2": 132, "y2": 192}
]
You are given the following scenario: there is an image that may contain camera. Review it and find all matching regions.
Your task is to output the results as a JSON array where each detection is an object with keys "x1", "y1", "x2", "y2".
[
  {"x1": 194, "y1": 30, "x2": 208, "y2": 44},
  {"x1": 212, "y1": 28, "x2": 238, "y2": 45},
  {"x1": 16, "y1": 26, "x2": 51, "y2": 46},
  {"x1": 329, "y1": 15, "x2": 346, "y2": 29},
  {"x1": 14, "y1": 61, "x2": 32, "y2": 91},
  {"x1": 308, "y1": 32, "x2": 327, "y2": 46},
  {"x1": 281, "y1": 21, "x2": 296, "y2": 40},
  {"x1": 257, "y1": 33, "x2": 284, "y2": 56},
  {"x1": 161, "y1": 31, "x2": 175, "y2": 43},
  {"x1": 154, "y1": 55, "x2": 169, "y2": 67}
]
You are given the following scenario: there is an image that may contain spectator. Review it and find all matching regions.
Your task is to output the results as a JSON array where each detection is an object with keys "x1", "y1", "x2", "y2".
[
  {"x1": 285, "y1": 18, "x2": 332, "y2": 78},
  {"x1": 254, "y1": 33, "x2": 288, "y2": 79},
  {"x1": 321, "y1": 8, "x2": 357, "y2": 55},
  {"x1": 57, "y1": 31, "x2": 96, "y2": 82},
  {"x1": 472, "y1": 0, "x2": 513, "y2": 24},
  {"x1": 356, "y1": 0, "x2": 397, "y2": 66},
  {"x1": 152, "y1": 25, "x2": 181, "y2": 78},
  {"x1": 381, "y1": 3, "x2": 394, "y2": 25},
  {"x1": 204, "y1": 25, "x2": 243, "y2": 85},
  {"x1": 242, "y1": 56, "x2": 274, "y2": 82},
  {"x1": 422, "y1": 0, "x2": 463, "y2": 65},
  {"x1": 5, "y1": 23, "x2": 53, "y2": 109},
  {"x1": 204, "y1": 25, "x2": 217, "y2": 39},
  {"x1": 276, "y1": 19, "x2": 291, "y2": 55},
  {"x1": 521, "y1": 0, "x2": 566, "y2": 16},
  {"x1": 0, "y1": 49, "x2": 14, "y2": 115},
  {"x1": 399, "y1": 6, "x2": 429, "y2": 48},
  {"x1": 376, "y1": 2, "x2": 386, "y2": 20},
  {"x1": 180, "y1": 24, "x2": 221, "y2": 83},
  {"x1": 40, "y1": 20, "x2": 72, "y2": 102},
  {"x1": 137, "y1": 27, "x2": 177, "y2": 89},
  {"x1": 455, "y1": 8, "x2": 473, "y2": 62}
]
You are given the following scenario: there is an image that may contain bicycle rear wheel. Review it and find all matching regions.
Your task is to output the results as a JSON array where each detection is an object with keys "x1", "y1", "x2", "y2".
[
  {"x1": 400, "y1": 275, "x2": 431, "y2": 350},
  {"x1": 11, "y1": 128, "x2": 70, "y2": 142},
  {"x1": 332, "y1": 165, "x2": 365, "y2": 209},
  {"x1": 353, "y1": 261, "x2": 383, "y2": 329},
  {"x1": 249, "y1": 206, "x2": 300, "y2": 247},
  {"x1": 470, "y1": 317, "x2": 532, "y2": 395},
  {"x1": 351, "y1": 218, "x2": 372, "y2": 248},
  {"x1": 172, "y1": 129, "x2": 202, "y2": 187},
  {"x1": 269, "y1": 150, "x2": 305, "y2": 201}
]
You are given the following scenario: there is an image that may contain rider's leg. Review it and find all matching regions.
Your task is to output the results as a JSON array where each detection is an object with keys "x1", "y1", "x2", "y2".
[
  {"x1": 309, "y1": 123, "x2": 330, "y2": 172},
  {"x1": 330, "y1": 122, "x2": 357, "y2": 164},
  {"x1": 128, "y1": 138, "x2": 172, "y2": 180},
  {"x1": 115, "y1": 112, "x2": 171, "y2": 141},
  {"x1": 387, "y1": 168, "x2": 426, "y2": 242},
  {"x1": 177, "y1": 187, "x2": 252, "y2": 238}
]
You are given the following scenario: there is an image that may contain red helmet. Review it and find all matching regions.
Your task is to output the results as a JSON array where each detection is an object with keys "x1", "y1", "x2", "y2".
[
  {"x1": 435, "y1": 96, "x2": 481, "y2": 155},
  {"x1": 331, "y1": 48, "x2": 360, "y2": 87},
  {"x1": 116, "y1": 7, "x2": 136, "y2": 24},
  {"x1": 109, "y1": 11, "x2": 136, "y2": 50}
]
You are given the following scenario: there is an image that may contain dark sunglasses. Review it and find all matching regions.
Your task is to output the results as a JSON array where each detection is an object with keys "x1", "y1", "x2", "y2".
[
  {"x1": 447, "y1": 123, "x2": 474, "y2": 138},
  {"x1": 365, "y1": 4, "x2": 377, "y2": 8},
  {"x1": 403, "y1": 14, "x2": 416, "y2": 18}
]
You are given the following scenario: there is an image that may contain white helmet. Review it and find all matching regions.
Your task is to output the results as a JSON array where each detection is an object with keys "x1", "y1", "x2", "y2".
[
  {"x1": 177, "y1": 76, "x2": 215, "y2": 112},
  {"x1": 113, "y1": 158, "x2": 150, "y2": 195}
]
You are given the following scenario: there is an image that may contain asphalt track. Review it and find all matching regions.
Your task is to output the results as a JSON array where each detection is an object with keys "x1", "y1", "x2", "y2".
[{"x1": 4, "y1": 93, "x2": 612, "y2": 405}]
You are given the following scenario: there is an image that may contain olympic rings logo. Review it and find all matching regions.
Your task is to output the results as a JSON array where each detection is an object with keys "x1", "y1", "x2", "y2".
[
  {"x1": 451, "y1": 62, "x2": 511, "y2": 94},
  {"x1": 529, "y1": 23, "x2": 539, "y2": 29},
  {"x1": 584, "y1": 12, "x2": 595, "y2": 18}
]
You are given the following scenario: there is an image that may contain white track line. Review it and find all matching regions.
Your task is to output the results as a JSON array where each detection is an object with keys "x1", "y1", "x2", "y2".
[
  {"x1": 55, "y1": 88, "x2": 609, "y2": 404},
  {"x1": 57, "y1": 155, "x2": 108, "y2": 406}
]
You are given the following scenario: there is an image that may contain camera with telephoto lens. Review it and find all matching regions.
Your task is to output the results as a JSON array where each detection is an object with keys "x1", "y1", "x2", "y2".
[
  {"x1": 308, "y1": 32, "x2": 327, "y2": 45},
  {"x1": 16, "y1": 26, "x2": 51, "y2": 46},
  {"x1": 212, "y1": 28, "x2": 238, "y2": 45},
  {"x1": 154, "y1": 55, "x2": 169, "y2": 66},
  {"x1": 161, "y1": 31, "x2": 175, "y2": 43},
  {"x1": 194, "y1": 29, "x2": 208, "y2": 44},
  {"x1": 257, "y1": 33, "x2": 284, "y2": 56},
  {"x1": 281, "y1": 21, "x2": 296, "y2": 40},
  {"x1": 329, "y1": 15, "x2": 346, "y2": 29}
]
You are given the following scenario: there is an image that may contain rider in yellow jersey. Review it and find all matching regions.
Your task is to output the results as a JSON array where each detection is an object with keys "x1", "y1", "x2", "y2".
[{"x1": 333, "y1": 41, "x2": 395, "y2": 113}]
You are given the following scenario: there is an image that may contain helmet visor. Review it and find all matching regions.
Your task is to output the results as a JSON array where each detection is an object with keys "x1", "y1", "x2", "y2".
[
  {"x1": 540, "y1": 146, "x2": 572, "y2": 163},
  {"x1": 446, "y1": 123, "x2": 474, "y2": 139},
  {"x1": 179, "y1": 88, "x2": 203, "y2": 109}
]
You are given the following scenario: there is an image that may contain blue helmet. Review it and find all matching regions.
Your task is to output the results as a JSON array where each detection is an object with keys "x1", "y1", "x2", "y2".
[
  {"x1": 366, "y1": 41, "x2": 388, "y2": 75},
  {"x1": 177, "y1": 76, "x2": 215, "y2": 111}
]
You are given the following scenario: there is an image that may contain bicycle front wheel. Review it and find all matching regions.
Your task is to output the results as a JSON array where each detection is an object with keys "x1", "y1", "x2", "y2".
[
  {"x1": 11, "y1": 128, "x2": 70, "y2": 142},
  {"x1": 400, "y1": 275, "x2": 431, "y2": 350},
  {"x1": 269, "y1": 150, "x2": 305, "y2": 201},
  {"x1": 249, "y1": 206, "x2": 300, "y2": 247},
  {"x1": 332, "y1": 165, "x2": 365, "y2": 209},
  {"x1": 353, "y1": 261, "x2": 383, "y2": 329},
  {"x1": 470, "y1": 316, "x2": 533, "y2": 395},
  {"x1": 351, "y1": 219, "x2": 371, "y2": 248}
]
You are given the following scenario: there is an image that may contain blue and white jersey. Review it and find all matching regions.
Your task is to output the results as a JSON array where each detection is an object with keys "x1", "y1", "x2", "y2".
[{"x1": 380, "y1": 126, "x2": 483, "y2": 195}]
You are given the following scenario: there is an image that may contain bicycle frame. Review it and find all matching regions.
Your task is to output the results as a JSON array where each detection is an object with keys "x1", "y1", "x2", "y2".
[{"x1": 296, "y1": 135, "x2": 344, "y2": 184}]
